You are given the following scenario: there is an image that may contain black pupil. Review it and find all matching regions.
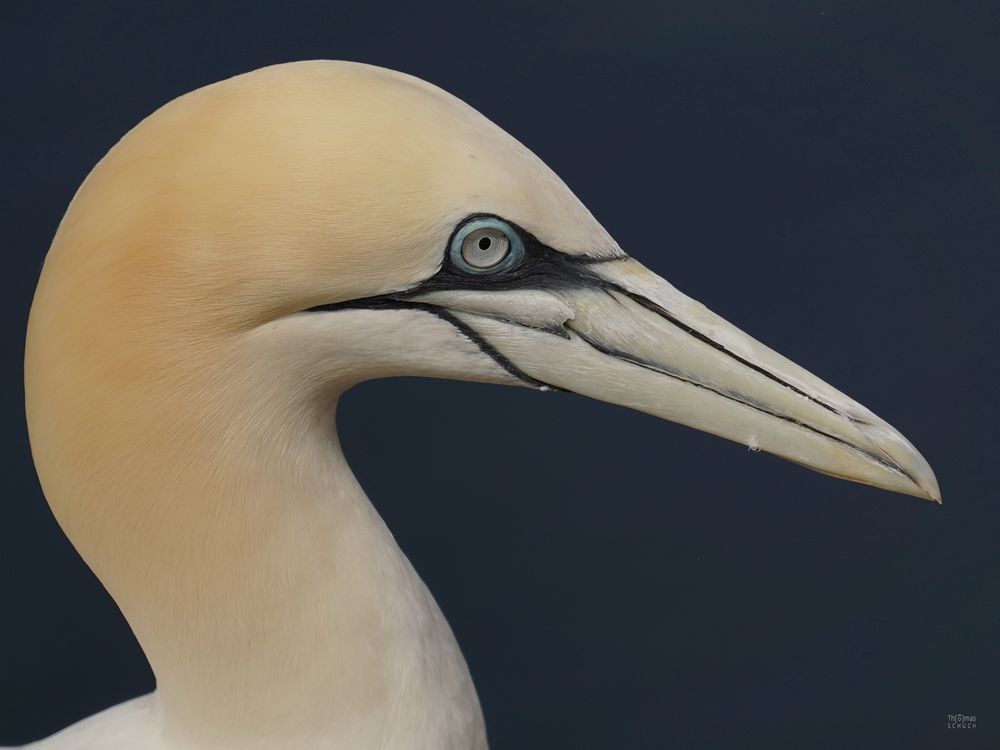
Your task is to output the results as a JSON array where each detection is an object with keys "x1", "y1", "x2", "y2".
[{"x1": 478, "y1": 236, "x2": 492, "y2": 251}]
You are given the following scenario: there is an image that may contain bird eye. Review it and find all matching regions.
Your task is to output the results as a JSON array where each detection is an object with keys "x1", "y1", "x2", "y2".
[{"x1": 450, "y1": 217, "x2": 524, "y2": 275}]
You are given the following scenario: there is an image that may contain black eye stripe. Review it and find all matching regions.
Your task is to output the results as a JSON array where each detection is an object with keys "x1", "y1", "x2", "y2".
[
  {"x1": 408, "y1": 213, "x2": 611, "y2": 296},
  {"x1": 305, "y1": 213, "x2": 620, "y2": 315}
]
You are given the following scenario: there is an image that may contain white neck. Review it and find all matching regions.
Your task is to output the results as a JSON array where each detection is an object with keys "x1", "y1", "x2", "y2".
[{"x1": 34, "y1": 356, "x2": 487, "y2": 749}]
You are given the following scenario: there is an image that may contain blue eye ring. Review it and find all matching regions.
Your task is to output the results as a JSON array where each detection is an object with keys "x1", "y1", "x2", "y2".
[{"x1": 449, "y1": 217, "x2": 524, "y2": 275}]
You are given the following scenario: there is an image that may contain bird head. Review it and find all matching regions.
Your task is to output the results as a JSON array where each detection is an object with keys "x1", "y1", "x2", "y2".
[{"x1": 27, "y1": 60, "x2": 939, "y2": 509}]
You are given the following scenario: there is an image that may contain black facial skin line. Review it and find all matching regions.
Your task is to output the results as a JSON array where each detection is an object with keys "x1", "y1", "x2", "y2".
[
  {"x1": 307, "y1": 213, "x2": 613, "y2": 388},
  {"x1": 307, "y1": 214, "x2": 617, "y2": 310},
  {"x1": 431, "y1": 308, "x2": 556, "y2": 389},
  {"x1": 306, "y1": 213, "x2": 905, "y2": 478},
  {"x1": 309, "y1": 296, "x2": 552, "y2": 389}
]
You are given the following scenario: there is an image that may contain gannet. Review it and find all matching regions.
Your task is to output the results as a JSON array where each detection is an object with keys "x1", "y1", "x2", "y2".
[{"x1": 18, "y1": 61, "x2": 939, "y2": 750}]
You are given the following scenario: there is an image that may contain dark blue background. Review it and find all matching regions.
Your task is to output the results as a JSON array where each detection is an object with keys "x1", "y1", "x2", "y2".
[{"x1": 2, "y1": 1, "x2": 997, "y2": 747}]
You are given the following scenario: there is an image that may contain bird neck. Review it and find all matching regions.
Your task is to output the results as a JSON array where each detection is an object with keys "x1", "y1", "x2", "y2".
[
  {"x1": 30, "y1": 360, "x2": 486, "y2": 747},
  {"x1": 183, "y1": 422, "x2": 486, "y2": 747}
]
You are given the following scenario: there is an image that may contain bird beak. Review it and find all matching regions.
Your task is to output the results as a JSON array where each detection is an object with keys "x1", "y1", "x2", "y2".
[{"x1": 407, "y1": 257, "x2": 940, "y2": 502}]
